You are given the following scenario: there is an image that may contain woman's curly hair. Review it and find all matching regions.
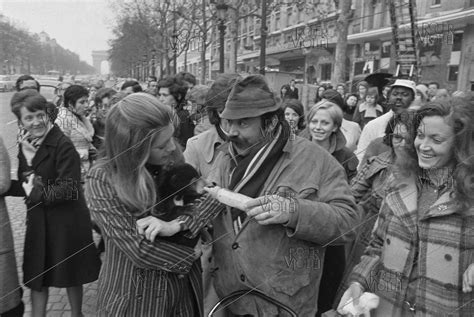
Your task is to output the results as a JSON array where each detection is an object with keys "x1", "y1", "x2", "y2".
[{"x1": 399, "y1": 98, "x2": 474, "y2": 210}]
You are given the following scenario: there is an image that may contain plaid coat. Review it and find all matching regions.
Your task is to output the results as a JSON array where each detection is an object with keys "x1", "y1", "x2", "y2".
[{"x1": 350, "y1": 175, "x2": 474, "y2": 316}]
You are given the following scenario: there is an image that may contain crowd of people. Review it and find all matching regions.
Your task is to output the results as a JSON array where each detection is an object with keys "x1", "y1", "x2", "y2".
[{"x1": 0, "y1": 71, "x2": 473, "y2": 317}]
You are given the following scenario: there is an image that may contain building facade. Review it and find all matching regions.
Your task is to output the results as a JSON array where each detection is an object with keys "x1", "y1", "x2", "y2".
[{"x1": 176, "y1": 0, "x2": 474, "y2": 92}]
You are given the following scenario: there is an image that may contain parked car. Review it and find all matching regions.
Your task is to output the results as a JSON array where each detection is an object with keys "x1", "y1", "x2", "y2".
[{"x1": 0, "y1": 75, "x2": 14, "y2": 92}]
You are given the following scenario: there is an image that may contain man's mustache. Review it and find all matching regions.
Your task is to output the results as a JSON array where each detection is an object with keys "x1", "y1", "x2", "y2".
[{"x1": 228, "y1": 136, "x2": 243, "y2": 144}]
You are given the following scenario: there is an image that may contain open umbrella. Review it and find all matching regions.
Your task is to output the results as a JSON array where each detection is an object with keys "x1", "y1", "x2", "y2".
[{"x1": 364, "y1": 73, "x2": 393, "y2": 94}]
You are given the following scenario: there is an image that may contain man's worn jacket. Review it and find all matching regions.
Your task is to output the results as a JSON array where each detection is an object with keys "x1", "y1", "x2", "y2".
[{"x1": 208, "y1": 136, "x2": 358, "y2": 316}]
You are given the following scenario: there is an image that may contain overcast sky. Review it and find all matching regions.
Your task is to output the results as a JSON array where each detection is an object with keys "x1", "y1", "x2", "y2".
[{"x1": 0, "y1": 0, "x2": 115, "y2": 65}]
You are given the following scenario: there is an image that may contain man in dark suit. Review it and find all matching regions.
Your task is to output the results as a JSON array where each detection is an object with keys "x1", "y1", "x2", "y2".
[{"x1": 285, "y1": 79, "x2": 299, "y2": 99}]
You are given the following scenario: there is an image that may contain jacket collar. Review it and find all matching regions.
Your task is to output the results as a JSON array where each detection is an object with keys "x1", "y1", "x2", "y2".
[
  {"x1": 359, "y1": 102, "x2": 384, "y2": 113},
  {"x1": 42, "y1": 125, "x2": 63, "y2": 146},
  {"x1": 328, "y1": 130, "x2": 347, "y2": 154},
  {"x1": 201, "y1": 127, "x2": 223, "y2": 164},
  {"x1": 32, "y1": 125, "x2": 62, "y2": 168},
  {"x1": 391, "y1": 174, "x2": 464, "y2": 220}
]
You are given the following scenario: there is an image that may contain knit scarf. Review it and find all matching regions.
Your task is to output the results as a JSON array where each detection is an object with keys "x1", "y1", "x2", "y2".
[
  {"x1": 228, "y1": 121, "x2": 290, "y2": 225},
  {"x1": 19, "y1": 122, "x2": 53, "y2": 166}
]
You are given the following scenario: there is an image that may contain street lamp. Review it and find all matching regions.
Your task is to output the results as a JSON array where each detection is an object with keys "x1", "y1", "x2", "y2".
[
  {"x1": 259, "y1": 0, "x2": 267, "y2": 75},
  {"x1": 171, "y1": 32, "x2": 179, "y2": 74},
  {"x1": 151, "y1": 49, "x2": 156, "y2": 77},
  {"x1": 142, "y1": 54, "x2": 148, "y2": 81},
  {"x1": 213, "y1": 0, "x2": 228, "y2": 73},
  {"x1": 135, "y1": 62, "x2": 140, "y2": 81}
]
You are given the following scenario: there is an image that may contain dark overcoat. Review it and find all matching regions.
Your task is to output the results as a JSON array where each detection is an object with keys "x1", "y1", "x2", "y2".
[{"x1": 9, "y1": 125, "x2": 100, "y2": 291}]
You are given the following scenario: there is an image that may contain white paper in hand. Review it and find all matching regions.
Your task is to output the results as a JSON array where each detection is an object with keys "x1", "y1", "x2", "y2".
[
  {"x1": 204, "y1": 186, "x2": 252, "y2": 211},
  {"x1": 341, "y1": 292, "x2": 379, "y2": 316}
]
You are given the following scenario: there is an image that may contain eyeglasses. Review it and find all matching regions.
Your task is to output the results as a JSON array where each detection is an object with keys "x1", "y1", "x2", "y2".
[{"x1": 391, "y1": 133, "x2": 408, "y2": 144}]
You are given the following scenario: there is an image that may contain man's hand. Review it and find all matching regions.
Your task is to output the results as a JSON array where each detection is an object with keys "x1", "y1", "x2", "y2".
[
  {"x1": 463, "y1": 263, "x2": 474, "y2": 293},
  {"x1": 245, "y1": 194, "x2": 295, "y2": 225},
  {"x1": 136, "y1": 216, "x2": 181, "y2": 242}
]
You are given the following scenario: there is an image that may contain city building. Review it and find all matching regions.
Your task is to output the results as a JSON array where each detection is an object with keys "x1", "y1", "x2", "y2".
[
  {"x1": 347, "y1": 0, "x2": 474, "y2": 92},
  {"x1": 176, "y1": 0, "x2": 474, "y2": 92}
]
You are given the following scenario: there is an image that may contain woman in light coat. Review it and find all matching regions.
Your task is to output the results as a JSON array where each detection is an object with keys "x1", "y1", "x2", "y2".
[{"x1": 56, "y1": 85, "x2": 95, "y2": 181}]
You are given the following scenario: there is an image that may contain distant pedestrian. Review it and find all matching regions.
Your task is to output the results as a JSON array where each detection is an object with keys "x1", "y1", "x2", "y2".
[
  {"x1": 56, "y1": 85, "x2": 96, "y2": 181},
  {"x1": 336, "y1": 83, "x2": 346, "y2": 98},
  {"x1": 283, "y1": 98, "x2": 305, "y2": 135},
  {"x1": 433, "y1": 88, "x2": 449, "y2": 102},
  {"x1": 145, "y1": 76, "x2": 158, "y2": 97},
  {"x1": 343, "y1": 93, "x2": 358, "y2": 121},
  {"x1": 285, "y1": 79, "x2": 299, "y2": 99},
  {"x1": 353, "y1": 87, "x2": 384, "y2": 129},
  {"x1": 280, "y1": 84, "x2": 290, "y2": 101},
  {"x1": 186, "y1": 84, "x2": 210, "y2": 135},
  {"x1": 176, "y1": 71, "x2": 197, "y2": 89},
  {"x1": 314, "y1": 85, "x2": 326, "y2": 103},
  {"x1": 157, "y1": 76, "x2": 195, "y2": 148},
  {"x1": 90, "y1": 87, "x2": 116, "y2": 152},
  {"x1": 427, "y1": 81, "x2": 439, "y2": 101},
  {"x1": 356, "y1": 80, "x2": 369, "y2": 106},
  {"x1": 121, "y1": 80, "x2": 142, "y2": 94},
  {"x1": 411, "y1": 84, "x2": 429, "y2": 110}
]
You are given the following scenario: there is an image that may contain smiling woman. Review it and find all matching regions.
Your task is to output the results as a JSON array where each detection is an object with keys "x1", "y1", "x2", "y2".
[
  {"x1": 6, "y1": 89, "x2": 100, "y2": 317},
  {"x1": 304, "y1": 100, "x2": 359, "y2": 316},
  {"x1": 338, "y1": 97, "x2": 474, "y2": 316}
]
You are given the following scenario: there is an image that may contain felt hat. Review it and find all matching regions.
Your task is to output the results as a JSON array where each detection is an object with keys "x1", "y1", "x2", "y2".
[
  {"x1": 205, "y1": 73, "x2": 241, "y2": 111},
  {"x1": 221, "y1": 75, "x2": 279, "y2": 120}
]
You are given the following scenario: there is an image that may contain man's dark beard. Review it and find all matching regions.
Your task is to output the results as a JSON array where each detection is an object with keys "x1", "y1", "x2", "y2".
[
  {"x1": 229, "y1": 127, "x2": 275, "y2": 157},
  {"x1": 229, "y1": 136, "x2": 266, "y2": 157}
]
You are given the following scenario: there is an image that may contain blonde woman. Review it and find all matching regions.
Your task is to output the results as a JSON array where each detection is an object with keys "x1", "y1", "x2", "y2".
[{"x1": 86, "y1": 93, "x2": 218, "y2": 316}]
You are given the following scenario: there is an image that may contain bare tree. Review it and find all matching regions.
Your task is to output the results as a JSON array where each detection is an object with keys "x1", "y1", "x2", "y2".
[
  {"x1": 227, "y1": 0, "x2": 260, "y2": 72},
  {"x1": 174, "y1": 0, "x2": 215, "y2": 83},
  {"x1": 332, "y1": 0, "x2": 352, "y2": 86}
]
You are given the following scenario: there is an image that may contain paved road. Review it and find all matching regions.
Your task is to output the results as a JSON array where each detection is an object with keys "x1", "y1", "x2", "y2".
[{"x1": 1, "y1": 91, "x2": 99, "y2": 316}]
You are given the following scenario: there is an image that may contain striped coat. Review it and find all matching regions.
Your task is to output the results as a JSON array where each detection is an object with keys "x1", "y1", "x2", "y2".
[
  {"x1": 85, "y1": 167, "x2": 204, "y2": 316},
  {"x1": 349, "y1": 175, "x2": 474, "y2": 316}
]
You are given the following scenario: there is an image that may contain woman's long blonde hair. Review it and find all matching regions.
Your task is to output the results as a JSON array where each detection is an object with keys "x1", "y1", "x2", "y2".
[{"x1": 96, "y1": 92, "x2": 177, "y2": 215}]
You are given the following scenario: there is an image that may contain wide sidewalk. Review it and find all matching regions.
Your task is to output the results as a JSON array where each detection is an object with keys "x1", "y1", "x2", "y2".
[{"x1": 6, "y1": 196, "x2": 99, "y2": 316}]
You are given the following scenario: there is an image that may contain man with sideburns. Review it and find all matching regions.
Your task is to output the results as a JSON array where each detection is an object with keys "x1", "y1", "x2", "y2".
[{"x1": 206, "y1": 75, "x2": 358, "y2": 316}]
